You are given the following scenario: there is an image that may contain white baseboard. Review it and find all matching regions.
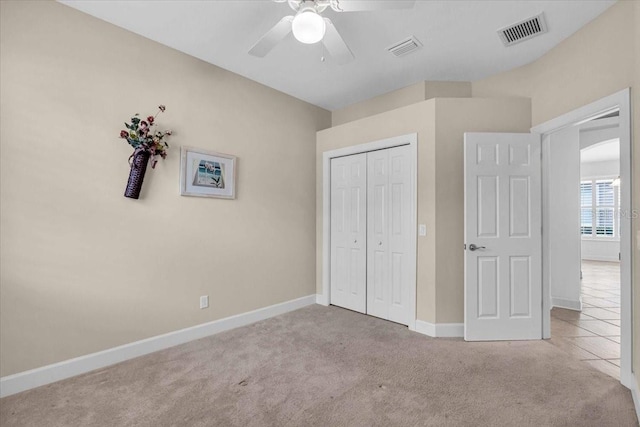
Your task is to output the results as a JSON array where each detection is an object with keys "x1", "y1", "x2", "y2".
[
  {"x1": 551, "y1": 297, "x2": 582, "y2": 311},
  {"x1": 414, "y1": 320, "x2": 464, "y2": 338},
  {"x1": 0, "y1": 294, "x2": 316, "y2": 398},
  {"x1": 629, "y1": 376, "x2": 640, "y2": 424},
  {"x1": 316, "y1": 293, "x2": 329, "y2": 306}
]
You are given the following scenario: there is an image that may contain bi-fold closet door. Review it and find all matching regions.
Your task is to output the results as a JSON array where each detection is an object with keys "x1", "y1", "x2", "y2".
[
  {"x1": 330, "y1": 145, "x2": 412, "y2": 326},
  {"x1": 330, "y1": 153, "x2": 367, "y2": 314}
]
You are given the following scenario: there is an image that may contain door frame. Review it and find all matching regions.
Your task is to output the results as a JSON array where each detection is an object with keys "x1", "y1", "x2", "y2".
[
  {"x1": 532, "y1": 88, "x2": 632, "y2": 388},
  {"x1": 320, "y1": 133, "x2": 418, "y2": 330}
]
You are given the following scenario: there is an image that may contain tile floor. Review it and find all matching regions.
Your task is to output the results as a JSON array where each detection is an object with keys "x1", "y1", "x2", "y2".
[{"x1": 550, "y1": 260, "x2": 621, "y2": 380}]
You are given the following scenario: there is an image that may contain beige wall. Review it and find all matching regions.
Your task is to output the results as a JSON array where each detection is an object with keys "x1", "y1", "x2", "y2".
[
  {"x1": 331, "y1": 82, "x2": 428, "y2": 127},
  {"x1": 331, "y1": 81, "x2": 471, "y2": 127},
  {"x1": 472, "y1": 1, "x2": 636, "y2": 127},
  {"x1": 425, "y1": 81, "x2": 472, "y2": 101},
  {"x1": 316, "y1": 98, "x2": 530, "y2": 323},
  {"x1": 0, "y1": 1, "x2": 330, "y2": 376},
  {"x1": 474, "y1": 0, "x2": 639, "y2": 382}
]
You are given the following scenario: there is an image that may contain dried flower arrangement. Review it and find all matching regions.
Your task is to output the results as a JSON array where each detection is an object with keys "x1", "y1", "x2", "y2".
[
  {"x1": 119, "y1": 105, "x2": 172, "y2": 199},
  {"x1": 120, "y1": 105, "x2": 171, "y2": 168}
]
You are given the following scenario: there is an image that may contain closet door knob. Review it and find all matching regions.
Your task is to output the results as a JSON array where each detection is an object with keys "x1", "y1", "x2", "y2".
[
  {"x1": 378, "y1": 241, "x2": 382, "y2": 246},
  {"x1": 354, "y1": 240, "x2": 357, "y2": 244}
]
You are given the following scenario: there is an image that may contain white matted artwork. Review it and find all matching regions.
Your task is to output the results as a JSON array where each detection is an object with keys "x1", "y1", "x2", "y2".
[{"x1": 180, "y1": 146, "x2": 236, "y2": 199}]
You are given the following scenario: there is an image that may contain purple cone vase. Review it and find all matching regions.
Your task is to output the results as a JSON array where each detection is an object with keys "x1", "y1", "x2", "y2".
[{"x1": 124, "y1": 150, "x2": 151, "y2": 199}]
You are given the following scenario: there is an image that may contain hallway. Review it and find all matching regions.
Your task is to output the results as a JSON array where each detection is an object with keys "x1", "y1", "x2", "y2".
[{"x1": 550, "y1": 261, "x2": 621, "y2": 380}]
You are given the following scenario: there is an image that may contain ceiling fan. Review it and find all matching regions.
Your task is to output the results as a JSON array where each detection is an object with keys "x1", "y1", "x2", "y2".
[{"x1": 249, "y1": 0, "x2": 415, "y2": 64}]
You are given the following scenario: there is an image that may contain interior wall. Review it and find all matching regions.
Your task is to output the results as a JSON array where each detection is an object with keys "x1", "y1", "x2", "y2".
[
  {"x1": 424, "y1": 81, "x2": 472, "y2": 100},
  {"x1": 472, "y1": 1, "x2": 636, "y2": 127},
  {"x1": 0, "y1": 1, "x2": 330, "y2": 377},
  {"x1": 582, "y1": 240, "x2": 620, "y2": 263},
  {"x1": 331, "y1": 81, "x2": 472, "y2": 127},
  {"x1": 580, "y1": 160, "x2": 619, "y2": 178},
  {"x1": 317, "y1": 100, "x2": 438, "y2": 322},
  {"x1": 579, "y1": 118, "x2": 619, "y2": 151},
  {"x1": 433, "y1": 98, "x2": 531, "y2": 323},
  {"x1": 331, "y1": 82, "x2": 427, "y2": 127},
  {"x1": 546, "y1": 128, "x2": 582, "y2": 307},
  {"x1": 473, "y1": 0, "x2": 639, "y2": 384}
]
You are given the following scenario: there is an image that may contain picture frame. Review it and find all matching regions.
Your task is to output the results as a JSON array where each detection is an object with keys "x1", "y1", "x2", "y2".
[{"x1": 180, "y1": 146, "x2": 236, "y2": 199}]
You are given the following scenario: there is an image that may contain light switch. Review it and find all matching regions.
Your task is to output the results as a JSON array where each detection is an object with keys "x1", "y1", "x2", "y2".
[
  {"x1": 419, "y1": 224, "x2": 427, "y2": 236},
  {"x1": 200, "y1": 295, "x2": 209, "y2": 309}
]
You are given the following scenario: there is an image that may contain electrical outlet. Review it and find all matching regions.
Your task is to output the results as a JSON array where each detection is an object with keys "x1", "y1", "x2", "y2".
[
  {"x1": 199, "y1": 295, "x2": 209, "y2": 309},
  {"x1": 418, "y1": 224, "x2": 427, "y2": 236}
]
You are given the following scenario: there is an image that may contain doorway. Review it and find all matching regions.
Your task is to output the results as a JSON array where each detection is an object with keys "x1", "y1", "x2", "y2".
[
  {"x1": 533, "y1": 88, "x2": 632, "y2": 388},
  {"x1": 548, "y1": 115, "x2": 622, "y2": 380}
]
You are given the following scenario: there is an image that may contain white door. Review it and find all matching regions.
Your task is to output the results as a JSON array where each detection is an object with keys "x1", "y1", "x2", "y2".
[
  {"x1": 367, "y1": 145, "x2": 413, "y2": 326},
  {"x1": 464, "y1": 133, "x2": 542, "y2": 341},
  {"x1": 330, "y1": 153, "x2": 367, "y2": 313}
]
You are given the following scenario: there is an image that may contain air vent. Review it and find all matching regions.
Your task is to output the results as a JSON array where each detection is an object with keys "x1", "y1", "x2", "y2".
[
  {"x1": 386, "y1": 36, "x2": 422, "y2": 57},
  {"x1": 498, "y1": 13, "x2": 547, "y2": 46}
]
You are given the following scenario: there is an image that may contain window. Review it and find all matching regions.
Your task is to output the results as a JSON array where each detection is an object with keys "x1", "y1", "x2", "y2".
[
  {"x1": 580, "y1": 182, "x2": 592, "y2": 235},
  {"x1": 580, "y1": 178, "x2": 620, "y2": 238}
]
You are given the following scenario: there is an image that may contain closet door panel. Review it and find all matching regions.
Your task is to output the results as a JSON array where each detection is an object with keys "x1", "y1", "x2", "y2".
[
  {"x1": 330, "y1": 154, "x2": 367, "y2": 313},
  {"x1": 387, "y1": 145, "x2": 413, "y2": 325},
  {"x1": 367, "y1": 150, "x2": 390, "y2": 320}
]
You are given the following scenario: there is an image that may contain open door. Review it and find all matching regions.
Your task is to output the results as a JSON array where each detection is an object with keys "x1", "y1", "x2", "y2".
[{"x1": 464, "y1": 133, "x2": 542, "y2": 341}]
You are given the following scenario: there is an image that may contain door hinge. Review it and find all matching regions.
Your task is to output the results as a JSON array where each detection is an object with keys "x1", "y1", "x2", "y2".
[{"x1": 464, "y1": 244, "x2": 467, "y2": 250}]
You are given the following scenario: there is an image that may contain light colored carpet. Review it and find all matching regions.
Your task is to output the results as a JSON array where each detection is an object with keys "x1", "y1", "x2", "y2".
[{"x1": 0, "y1": 305, "x2": 637, "y2": 426}]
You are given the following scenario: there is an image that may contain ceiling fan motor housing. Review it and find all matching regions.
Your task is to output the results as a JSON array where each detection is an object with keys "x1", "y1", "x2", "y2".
[{"x1": 282, "y1": 0, "x2": 333, "y2": 14}]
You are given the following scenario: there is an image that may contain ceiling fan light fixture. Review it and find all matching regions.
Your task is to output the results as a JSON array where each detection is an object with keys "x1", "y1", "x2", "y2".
[{"x1": 292, "y1": 9, "x2": 326, "y2": 44}]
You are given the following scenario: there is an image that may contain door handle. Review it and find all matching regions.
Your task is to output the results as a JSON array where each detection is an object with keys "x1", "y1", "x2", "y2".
[{"x1": 468, "y1": 244, "x2": 486, "y2": 251}]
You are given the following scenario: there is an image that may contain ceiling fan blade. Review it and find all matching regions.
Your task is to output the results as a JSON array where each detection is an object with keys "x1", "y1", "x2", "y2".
[
  {"x1": 322, "y1": 19, "x2": 354, "y2": 65},
  {"x1": 330, "y1": 0, "x2": 415, "y2": 12},
  {"x1": 248, "y1": 16, "x2": 293, "y2": 57}
]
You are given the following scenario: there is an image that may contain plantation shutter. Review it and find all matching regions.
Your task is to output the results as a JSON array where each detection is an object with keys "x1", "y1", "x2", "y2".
[
  {"x1": 595, "y1": 180, "x2": 614, "y2": 236},
  {"x1": 580, "y1": 181, "x2": 593, "y2": 235}
]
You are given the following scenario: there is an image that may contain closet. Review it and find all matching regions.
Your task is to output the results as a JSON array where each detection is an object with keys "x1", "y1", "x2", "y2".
[{"x1": 329, "y1": 144, "x2": 413, "y2": 326}]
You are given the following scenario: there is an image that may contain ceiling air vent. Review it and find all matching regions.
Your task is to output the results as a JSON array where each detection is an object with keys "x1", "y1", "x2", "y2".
[
  {"x1": 386, "y1": 36, "x2": 422, "y2": 57},
  {"x1": 498, "y1": 13, "x2": 547, "y2": 46}
]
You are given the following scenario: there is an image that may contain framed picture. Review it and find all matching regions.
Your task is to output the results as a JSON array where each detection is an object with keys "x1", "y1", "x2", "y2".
[{"x1": 180, "y1": 146, "x2": 236, "y2": 199}]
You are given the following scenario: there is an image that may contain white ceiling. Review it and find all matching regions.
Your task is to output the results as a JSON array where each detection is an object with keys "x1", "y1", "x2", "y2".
[
  {"x1": 581, "y1": 139, "x2": 620, "y2": 163},
  {"x1": 59, "y1": 0, "x2": 616, "y2": 111}
]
